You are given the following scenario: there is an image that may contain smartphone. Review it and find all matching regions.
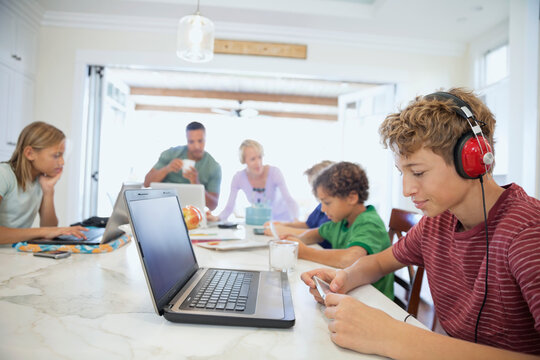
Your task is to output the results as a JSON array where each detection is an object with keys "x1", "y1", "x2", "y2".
[
  {"x1": 33, "y1": 250, "x2": 71, "y2": 259},
  {"x1": 253, "y1": 228, "x2": 265, "y2": 235},
  {"x1": 218, "y1": 222, "x2": 238, "y2": 229},
  {"x1": 313, "y1": 276, "x2": 331, "y2": 301}
]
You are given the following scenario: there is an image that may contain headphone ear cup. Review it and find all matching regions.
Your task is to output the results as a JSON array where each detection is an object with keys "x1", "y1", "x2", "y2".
[
  {"x1": 454, "y1": 132, "x2": 493, "y2": 179},
  {"x1": 454, "y1": 133, "x2": 472, "y2": 179}
]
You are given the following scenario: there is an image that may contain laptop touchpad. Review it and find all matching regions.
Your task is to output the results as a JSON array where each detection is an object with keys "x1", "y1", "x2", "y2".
[{"x1": 256, "y1": 272, "x2": 284, "y2": 318}]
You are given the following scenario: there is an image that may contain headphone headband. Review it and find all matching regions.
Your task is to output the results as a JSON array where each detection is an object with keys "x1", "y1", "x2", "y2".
[{"x1": 425, "y1": 92, "x2": 472, "y2": 121}]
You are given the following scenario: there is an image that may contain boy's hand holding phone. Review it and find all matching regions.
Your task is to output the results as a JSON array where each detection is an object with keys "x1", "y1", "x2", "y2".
[
  {"x1": 302, "y1": 268, "x2": 351, "y2": 304},
  {"x1": 313, "y1": 276, "x2": 333, "y2": 303}
]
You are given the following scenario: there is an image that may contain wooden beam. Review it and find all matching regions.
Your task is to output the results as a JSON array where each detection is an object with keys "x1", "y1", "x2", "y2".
[
  {"x1": 131, "y1": 87, "x2": 337, "y2": 106},
  {"x1": 134, "y1": 104, "x2": 337, "y2": 121},
  {"x1": 257, "y1": 111, "x2": 337, "y2": 121},
  {"x1": 214, "y1": 39, "x2": 307, "y2": 59},
  {"x1": 135, "y1": 105, "x2": 214, "y2": 114}
]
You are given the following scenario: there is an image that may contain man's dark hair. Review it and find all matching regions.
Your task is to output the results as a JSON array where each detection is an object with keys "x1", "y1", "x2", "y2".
[
  {"x1": 313, "y1": 161, "x2": 369, "y2": 204},
  {"x1": 186, "y1": 121, "x2": 206, "y2": 132}
]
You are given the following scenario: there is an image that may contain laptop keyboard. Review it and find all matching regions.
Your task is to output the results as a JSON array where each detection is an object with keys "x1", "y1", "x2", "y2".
[
  {"x1": 56, "y1": 227, "x2": 105, "y2": 242},
  {"x1": 184, "y1": 270, "x2": 253, "y2": 312}
]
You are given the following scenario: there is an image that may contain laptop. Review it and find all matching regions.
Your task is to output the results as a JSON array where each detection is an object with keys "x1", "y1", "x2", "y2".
[
  {"x1": 124, "y1": 188, "x2": 295, "y2": 328},
  {"x1": 28, "y1": 183, "x2": 142, "y2": 245},
  {"x1": 150, "y1": 182, "x2": 207, "y2": 228}
]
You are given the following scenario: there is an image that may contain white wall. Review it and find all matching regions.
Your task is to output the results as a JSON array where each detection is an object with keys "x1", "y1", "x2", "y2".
[
  {"x1": 33, "y1": 25, "x2": 468, "y2": 224},
  {"x1": 507, "y1": 0, "x2": 539, "y2": 197},
  {"x1": 538, "y1": 24, "x2": 540, "y2": 199},
  {"x1": 465, "y1": 1, "x2": 540, "y2": 199}
]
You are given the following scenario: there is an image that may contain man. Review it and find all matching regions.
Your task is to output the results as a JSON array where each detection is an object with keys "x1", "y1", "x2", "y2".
[
  {"x1": 144, "y1": 122, "x2": 221, "y2": 210},
  {"x1": 301, "y1": 88, "x2": 540, "y2": 359}
]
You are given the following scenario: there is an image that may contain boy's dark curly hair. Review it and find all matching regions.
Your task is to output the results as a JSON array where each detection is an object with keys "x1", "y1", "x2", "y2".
[{"x1": 312, "y1": 162, "x2": 369, "y2": 203}]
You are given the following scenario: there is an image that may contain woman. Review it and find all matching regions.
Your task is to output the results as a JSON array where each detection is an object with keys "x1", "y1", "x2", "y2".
[
  {"x1": 208, "y1": 139, "x2": 298, "y2": 222},
  {"x1": 0, "y1": 121, "x2": 87, "y2": 244},
  {"x1": 264, "y1": 160, "x2": 333, "y2": 239}
]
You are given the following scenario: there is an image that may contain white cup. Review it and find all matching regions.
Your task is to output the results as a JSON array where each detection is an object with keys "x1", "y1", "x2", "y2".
[
  {"x1": 269, "y1": 239, "x2": 299, "y2": 273},
  {"x1": 182, "y1": 159, "x2": 195, "y2": 172}
]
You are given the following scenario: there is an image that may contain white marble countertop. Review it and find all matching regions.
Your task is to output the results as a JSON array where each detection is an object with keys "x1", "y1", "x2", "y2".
[{"x1": 0, "y1": 227, "x2": 426, "y2": 359}]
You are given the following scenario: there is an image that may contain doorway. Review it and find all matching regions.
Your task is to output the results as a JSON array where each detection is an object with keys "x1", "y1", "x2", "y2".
[{"x1": 83, "y1": 67, "x2": 395, "y2": 221}]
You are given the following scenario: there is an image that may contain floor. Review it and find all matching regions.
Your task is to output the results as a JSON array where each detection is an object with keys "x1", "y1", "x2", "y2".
[
  {"x1": 416, "y1": 299, "x2": 447, "y2": 335},
  {"x1": 394, "y1": 285, "x2": 446, "y2": 335}
]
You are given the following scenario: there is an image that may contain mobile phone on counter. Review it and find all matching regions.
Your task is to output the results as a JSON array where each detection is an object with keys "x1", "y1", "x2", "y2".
[
  {"x1": 218, "y1": 222, "x2": 238, "y2": 229},
  {"x1": 33, "y1": 250, "x2": 71, "y2": 259},
  {"x1": 253, "y1": 228, "x2": 265, "y2": 235}
]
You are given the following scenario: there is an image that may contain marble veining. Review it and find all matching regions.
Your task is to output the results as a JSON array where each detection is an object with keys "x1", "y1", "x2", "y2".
[{"x1": 0, "y1": 230, "x2": 426, "y2": 359}]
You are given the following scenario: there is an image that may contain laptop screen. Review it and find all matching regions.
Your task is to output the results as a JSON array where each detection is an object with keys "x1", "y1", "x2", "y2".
[
  {"x1": 103, "y1": 183, "x2": 142, "y2": 243},
  {"x1": 128, "y1": 194, "x2": 198, "y2": 304},
  {"x1": 150, "y1": 182, "x2": 207, "y2": 227}
]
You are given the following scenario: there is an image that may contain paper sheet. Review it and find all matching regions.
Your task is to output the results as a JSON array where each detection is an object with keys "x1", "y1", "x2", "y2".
[{"x1": 189, "y1": 227, "x2": 245, "y2": 242}]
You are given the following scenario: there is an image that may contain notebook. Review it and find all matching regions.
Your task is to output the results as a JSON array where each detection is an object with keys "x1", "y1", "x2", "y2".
[
  {"x1": 28, "y1": 183, "x2": 142, "y2": 245},
  {"x1": 150, "y1": 182, "x2": 207, "y2": 228},
  {"x1": 124, "y1": 188, "x2": 295, "y2": 328}
]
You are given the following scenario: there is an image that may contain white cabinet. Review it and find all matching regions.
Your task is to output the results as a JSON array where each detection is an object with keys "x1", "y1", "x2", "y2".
[
  {"x1": 0, "y1": 64, "x2": 11, "y2": 161},
  {"x1": 0, "y1": 3, "x2": 37, "y2": 157},
  {"x1": 0, "y1": 4, "x2": 38, "y2": 76},
  {"x1": 8, "y1": 70, "x2": 34, "y2": 145},
  {"x1": 0, "y1": 63, "x2": 34, "y2": 157}
]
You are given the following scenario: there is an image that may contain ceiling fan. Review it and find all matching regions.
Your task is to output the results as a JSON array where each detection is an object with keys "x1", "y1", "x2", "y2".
[{"x1": 211, "y1": 100, "x2": 259, "y2": 118}]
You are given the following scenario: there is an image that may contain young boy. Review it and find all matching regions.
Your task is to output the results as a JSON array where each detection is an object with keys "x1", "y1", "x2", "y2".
[
  {"x1": 301, "y1": 88, "x2": 540, "y2": 358},
  {"x1": 287, "y1": 161, "x2": 393, "y2": 299}
]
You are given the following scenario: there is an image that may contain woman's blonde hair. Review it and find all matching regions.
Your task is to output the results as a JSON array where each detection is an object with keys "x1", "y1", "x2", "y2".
[
  {"x1": 239, "y1": 139, "x2": 264, "y2": 164},
  {"x1": 7, "y1": 121, "x2": 65, "y2": 191},
  {"x1": 379, "y1": 87, "x2": 496, "y2": 166}
]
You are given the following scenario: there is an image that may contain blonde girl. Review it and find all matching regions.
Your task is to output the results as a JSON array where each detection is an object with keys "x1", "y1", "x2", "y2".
[{"x1": 0, "y1": 121, "x2": 86, "y2": 244}]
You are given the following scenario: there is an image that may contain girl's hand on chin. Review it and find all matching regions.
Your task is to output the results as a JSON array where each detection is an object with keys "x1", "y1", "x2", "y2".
[{"x1": 39, "y1": 169, "x2": 63, "y2": 192}]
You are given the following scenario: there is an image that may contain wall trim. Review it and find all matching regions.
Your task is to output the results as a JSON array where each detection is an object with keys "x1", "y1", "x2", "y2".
[
  {"x1": 0, "y1": 0, "x2": 43, "y2": 29},
  {"x1": 41, "y1": 11, "x2": 465, "y2": 57}
]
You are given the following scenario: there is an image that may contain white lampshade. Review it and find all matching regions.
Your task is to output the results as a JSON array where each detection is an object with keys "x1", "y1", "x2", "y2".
[{"x1": 177, "y1": 12, "x2": 214, "y2": 63}]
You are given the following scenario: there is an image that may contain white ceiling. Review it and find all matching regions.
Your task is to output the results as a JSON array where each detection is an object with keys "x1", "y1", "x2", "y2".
[
  {"x1": 35, "y1": 0, "x2": 510, "y2": 43},
  {"x1": 109, "y1": 68, "x2": 374, "y2": 97},
  {"x1": 31, "y1": 0, "x2": 511, "y2": 117},
  {"x1": 111, "y1": 68, "x2": 363, "y2": 118}
]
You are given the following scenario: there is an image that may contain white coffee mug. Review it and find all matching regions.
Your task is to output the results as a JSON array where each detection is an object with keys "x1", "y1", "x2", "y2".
[{"x1": 182, "y1": 159, "x2": 195, "y2": 172}]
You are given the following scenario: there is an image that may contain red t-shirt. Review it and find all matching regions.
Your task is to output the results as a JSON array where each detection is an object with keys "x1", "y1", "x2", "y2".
[{"x1": 393, "y1": 183, "x2": 540, "y2": 354}]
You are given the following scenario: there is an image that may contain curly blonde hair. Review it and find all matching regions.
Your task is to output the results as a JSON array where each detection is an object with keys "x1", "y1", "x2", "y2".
[{"x1": 379, "y1": 88, "x2": 496, "y2": 166}]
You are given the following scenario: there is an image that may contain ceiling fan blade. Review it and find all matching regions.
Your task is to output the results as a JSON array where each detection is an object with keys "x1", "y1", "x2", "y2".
[
  {"x1": 239, "y1": 108, "x2": 259, "y2": 117},
  {"x1": 212, "y1": 106, "x2": 257, "y2": 117},
  {"x1": 211, "y1": 107, "x2": 233, "y2": 115}
]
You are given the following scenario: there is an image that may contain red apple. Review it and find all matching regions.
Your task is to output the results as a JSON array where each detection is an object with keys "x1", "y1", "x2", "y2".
[{"x1": 182, "y1": 205, "x2": 203, "y2": 230}]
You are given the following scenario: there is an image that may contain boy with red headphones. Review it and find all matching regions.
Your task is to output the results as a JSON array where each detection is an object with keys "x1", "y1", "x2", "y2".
[{"x1": 301, "y1": 88, "x2": 540, "y2": 358}]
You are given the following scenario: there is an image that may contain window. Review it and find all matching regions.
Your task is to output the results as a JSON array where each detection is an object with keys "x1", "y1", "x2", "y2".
[
  {"x1": 477, "y1": 43, "x2": 509, "y2": 183},
  {"x1": 484, "y1": 44, "x2": 508, "y2": 86}
]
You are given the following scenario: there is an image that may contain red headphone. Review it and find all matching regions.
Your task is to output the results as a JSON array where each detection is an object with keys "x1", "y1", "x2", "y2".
[{"x1": 426, "y1": 92, "x2": 494, "y2": 179}]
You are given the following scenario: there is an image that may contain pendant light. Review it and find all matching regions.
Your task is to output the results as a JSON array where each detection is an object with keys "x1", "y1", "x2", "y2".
[{"x1": 177, "y1": 0, "x2": 215, "y2": 63}]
